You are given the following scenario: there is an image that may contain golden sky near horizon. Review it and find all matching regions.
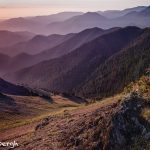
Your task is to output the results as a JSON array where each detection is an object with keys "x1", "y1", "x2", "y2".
[{"x1": 0, "y1": 0, "x2": 149, "y2": 19}]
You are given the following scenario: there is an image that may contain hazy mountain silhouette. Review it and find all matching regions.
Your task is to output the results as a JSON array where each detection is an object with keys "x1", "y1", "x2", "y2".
[
  {"x1": 0, "y1": 12, "x2": 83, "y2": 35},
  {"x1": 0, "y1": 30, "x2": 33, "y2": 48},
  {"x1": 0, "y1": 7, "x2": 149, "y2": 34},
  {"x1": 0, "y1": 27, "x2": 118, "y2": 74},
  {"x1": 140, "y1": 6, "x2": 150, "y2": 16},
  {"x1": 0, "y1": 17, "x2": 40, "y2": 32},
  {"x1": 36, "y1": 27, "x2": 119, "y2": 61},
  {"x1": 114, "y1": 6, "x2": 150, "y2": 28},
  {"x1": 0, "y1": 78, "x2": 32, "y2": 96},
  {"x1": 0, "y1": 33, "x2": 74, "y2": 56},
  {"x1": 46, "y1": 8, "x2": 150, "y2": 34},
  {"x1": 47, "y1": 12, "x2": 109, "y2": 34},
  {"x1": 4, "y1": 27, "x2": 143, "y2": 93},
  {"x1": 97, "y1": 6, "x2": 146, "y2": 18},
  {"x1": 28, "y1": 12, "x2": 83, "y2": 24}
]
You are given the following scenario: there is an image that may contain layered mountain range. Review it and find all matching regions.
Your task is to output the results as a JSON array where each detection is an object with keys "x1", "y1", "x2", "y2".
[
  {"x1": 0, "y1": 6, "x2": 149, "y2": 35},
  {"x1": 2, "y1": 26, "x2": 150, "y2": 99},
  {"x1": 0, "y1": 5, "x2": 150, "y2": 149},
  {"x1": 0, "y1": 5, "x2": 149, "y2": 100},
  {"x1": 0, "y1": 27, "x2": 119, "y2": 74}
]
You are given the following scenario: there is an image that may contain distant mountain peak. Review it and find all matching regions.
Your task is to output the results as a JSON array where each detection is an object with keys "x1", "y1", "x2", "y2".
[
  {"x1": 123, "y1": 6, "x2": 147, "y2": 12},
  {"x1": 144, "y1": 5, "x2": 150, "y2": 11},
  {"x1": 30, "y1": 35, "x2": 47, "y2": 41},
  {"x1": 79, "y1": 27, "x2": 103, "y2": 33},
  {"x1": 83, "y1": 12, "x2": 106, "y2": 18},
  {"x1": 5, "y1": 17, "x2": 27, "y2": 23},
  {"x1": 85, "y1": 12, "x2": 100, "y2": 16},
  {"x1": 146, "y1": 5, "x2": 150, "y2": 9},
  {"x1": 140, "y1": 5, "x2": 150, "y2": 16},
  {"x1": 73, "y1": 12, "x2": 107, "y2": 22}
]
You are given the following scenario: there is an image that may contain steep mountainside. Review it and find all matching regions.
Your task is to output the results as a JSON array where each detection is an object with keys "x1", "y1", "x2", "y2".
[
  {"x1": 0, "y1": 78, "x2": 32, "y2": 96},
  {"x1": 0, "y1": 78, "x2": 54, "y2": 99},
  {"x1": 75, "y1": 29, "x2": 150, "y2": 98},
  {"x1": 4, "y1": 27, "x2": 143, "y2": 93}
]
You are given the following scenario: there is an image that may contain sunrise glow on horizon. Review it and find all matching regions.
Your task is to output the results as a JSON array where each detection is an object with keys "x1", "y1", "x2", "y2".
[{"x1": 0, "y1": 0, "x2": 150, "y2": 19}]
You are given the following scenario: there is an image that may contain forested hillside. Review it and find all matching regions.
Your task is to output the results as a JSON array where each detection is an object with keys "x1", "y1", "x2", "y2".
[{"x1": 75, "y1": 29, "x2": 150, "y2": 98}]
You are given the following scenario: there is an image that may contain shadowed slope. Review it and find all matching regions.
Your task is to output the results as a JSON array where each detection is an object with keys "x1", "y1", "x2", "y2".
[{"x1": 75, "y1": 29, "x2": 150, "y2": 98}]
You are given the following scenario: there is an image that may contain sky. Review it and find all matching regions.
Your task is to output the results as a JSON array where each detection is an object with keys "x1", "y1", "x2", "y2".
[{"x1": 0, "y1": 0, "x2": 150, "y2": 19}]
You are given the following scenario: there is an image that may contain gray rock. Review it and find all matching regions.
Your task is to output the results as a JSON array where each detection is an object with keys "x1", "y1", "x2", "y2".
[{"x1": 144, "y1": 132, "x2": 150, "y2": 140}]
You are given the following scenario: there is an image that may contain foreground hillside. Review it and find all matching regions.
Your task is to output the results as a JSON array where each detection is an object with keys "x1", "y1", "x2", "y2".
[
  {"x1": 0, "y1": 78, "x2": 86, "y2": 141},
  {"x1": 2, "y1": 92, "x2": 149, "y2": 150}
]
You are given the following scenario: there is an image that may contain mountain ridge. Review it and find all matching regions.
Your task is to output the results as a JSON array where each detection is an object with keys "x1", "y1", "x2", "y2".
[
  {"x1": 0, "y1": 27, "x2": 119, "y2": 74},
  {"x1": 75, "y1": 28, "x2": 150, "y2": 98},
  {"x1": 4, "y1": 27, "x2": 144, "y2": 97}
]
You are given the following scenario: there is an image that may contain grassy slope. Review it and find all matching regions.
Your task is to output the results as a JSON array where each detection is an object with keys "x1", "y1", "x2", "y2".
[
  {"x1": 0, "y1": 94, "x2": 83, "y2": 140},
  {"x1": 0, "y1": 94, "x2": 122, "y2": 144}
]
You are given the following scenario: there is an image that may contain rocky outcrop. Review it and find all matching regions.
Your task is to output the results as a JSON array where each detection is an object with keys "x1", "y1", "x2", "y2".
[
  {"x1": 59, "y1": 92, "x2": 150, "y2": 150},
  {"x1": 106, "y1": 92, "x2": 150, "y2": 150},
  {"x1": 35, "y1": 117, "x2": 51, "y2": 130}
]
